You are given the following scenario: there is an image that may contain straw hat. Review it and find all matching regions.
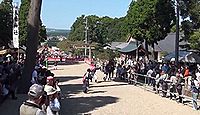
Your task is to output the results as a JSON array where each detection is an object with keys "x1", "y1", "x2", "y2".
[
  {"x1": 44, "y1": 85, "x2": 57, "y2": 95},
  {"x1": 47, "y1": 76, "x2": 54, "y2": 80}
]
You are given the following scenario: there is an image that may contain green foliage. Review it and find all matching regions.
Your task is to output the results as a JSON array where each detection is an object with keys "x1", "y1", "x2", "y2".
[
  {"x1": 189, "y1": 29, "x2": 200, "y2": 50},
  {"x1": 95, "y1": 49, "x2": 119, "y2": 60},
  {"x1": 0, "y1": 0, "x2": 13, "y2": 47},
  {"x1": 39, "y1": 23, "x2": 47, "y2": 43},
  {"x1": 170, "y1": 25, "x2": 176, "y2": 32},
  {"x1": 68, "y1": 15, "x2": 85, "y2": 41},
  {"x1": 57, "y1": 39, "x2": 73, "y2": 51},
  {"x1": 65, "y1": 0, "x2": 177, "y2": 58},
  {"x1": 73, "y1": 49, "x2": 84, "y2": 56},
  {"x1": 68, "y1": 15, "x2": 128, "y2": 45},
  {"x1": 19, "y1": 0, "x2": 30, "y2": 46},
  {"x1": 126, "y1": 0, "x2": 176, "y2": 46},
  {"x1": 180, "y1": 0, "x2": 200, "y2": 50},
  {"x1": 57, "y1": 39, "x2": 84, "y2": 52},
  {"x1": 19, "y1": 0, "x2": 47, "y2": 46}
]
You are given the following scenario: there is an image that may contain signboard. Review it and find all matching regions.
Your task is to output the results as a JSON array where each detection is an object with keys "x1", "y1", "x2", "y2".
[{"x1": 13, "y1": 3, "x2": 19, "y2": 48}]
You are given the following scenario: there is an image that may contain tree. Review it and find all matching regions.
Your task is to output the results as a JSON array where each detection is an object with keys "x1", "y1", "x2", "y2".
[
  {"x1": 39, "y1": 22, "x2": 47, "y2": 43},
  {"x1": 67, "y1": 15, "x2": 129, "y2": 49},
  {"x1": 18, "y1": 0, "x2": 42, "y2": 93},
  {"x1": 126, "y1": 0, "x2": 176, "y2": 56},
  {"x1": 0, "y1": 0, "x2": 13, "y2": 48},
  {"x1": 180, "y1": 0, "x2": 200, "y2": 50},
  {"x1": 19, "y1": 0, "x2": 46, "y2": 46},
  {"x1": 68, "y1": 15, "x2": 85, "y2": 41},
  {"x1": 189, "y1": 29, "x2": 200, "y2": 50},
  {"x1": 19, "y1": 0, "x2": 30, "y2": 46}
]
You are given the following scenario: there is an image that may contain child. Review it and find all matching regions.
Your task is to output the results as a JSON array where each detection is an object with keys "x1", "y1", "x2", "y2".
[{"x1": 54, "y1": 61, "x2": 57, "y2": 70}]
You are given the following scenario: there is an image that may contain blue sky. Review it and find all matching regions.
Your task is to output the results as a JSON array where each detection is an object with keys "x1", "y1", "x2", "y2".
[
  {"x1": 7, "y1": 0, "x2": 132, "y2": 30},
  {"x1": 41, "y1": 0, "x2": 132, "y2": 29}
]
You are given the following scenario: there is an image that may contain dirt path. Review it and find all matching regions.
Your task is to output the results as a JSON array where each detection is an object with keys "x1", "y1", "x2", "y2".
[{"x1": 1, "y1": 62, "x2": 200, "y2": 115}]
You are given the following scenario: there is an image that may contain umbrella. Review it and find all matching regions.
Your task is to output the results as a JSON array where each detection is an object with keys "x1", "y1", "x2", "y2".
[
  {"x1": 164, "y1": 51, "x2": 200, "y2": 63},
  {"x1": 182, "y1": 52, "x2": 200, "y2": 63},
  {"x1": 164, "y1": 51, "x2": 188, "y2": 61}
]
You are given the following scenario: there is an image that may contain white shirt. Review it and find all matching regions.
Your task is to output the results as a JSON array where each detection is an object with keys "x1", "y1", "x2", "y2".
[
  {"x1": 46, "y1": 98, "x2": 60, "y2": 115},
  {"x1": 147, "y1": 69, "x2": 153, "y2": 78},
  {"x1": 126, "y1": 59, "x2": 133, "y2": 66},
  {"x1": 195, "y1": 72, "x2": 200, "y2": 82}
]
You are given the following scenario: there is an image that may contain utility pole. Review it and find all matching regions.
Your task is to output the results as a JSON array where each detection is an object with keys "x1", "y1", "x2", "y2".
[
  {"x1": 175, "y1": 0, "x2": 180, "y2": 66},
  {"x1": 84, "y1": 17, "x2": 88, "y2": 57}
]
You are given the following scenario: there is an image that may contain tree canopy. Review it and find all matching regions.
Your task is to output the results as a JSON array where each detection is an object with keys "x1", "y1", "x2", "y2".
[
  {"x1": 61, "y1": 0, "x2": 179, "y2": 59},
  {"x1": 68, "y1": 15, "x2": 128, "y2": 45},
  {"x1": 180, "y1": 0, "x2": 200, "y2": 50},
  {"x1": 126, "y1": 0, "x2": 176, "y2": 46},
  {"x1": 0, "y1": 0, "x2": 13, "y2": 48},
  {"x1": 67, "y1": 0, "x2": 176, "y2": 49},
  {"x1": 19, "y1": 0, "x2": 47, "y2": 46}
]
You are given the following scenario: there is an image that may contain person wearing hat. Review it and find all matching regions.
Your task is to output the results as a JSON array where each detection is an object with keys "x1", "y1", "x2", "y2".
[
  {"x1": 45, "y1": 85, "x2": 60, "y2": 115},
  {"x1": 45, "y1": 76, "x2": 54, "y2": 87},
  {"x1": 20, "y1": 84, "x2": 46, "y2": 115},
  {"x1": 45, "y1": 76, "x2": 61, "y2": 100}
]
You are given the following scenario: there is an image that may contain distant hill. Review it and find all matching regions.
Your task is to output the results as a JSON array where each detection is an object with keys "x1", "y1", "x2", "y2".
[{"x1": 47, "y1": 28, "x2": 70, "y2": 37}]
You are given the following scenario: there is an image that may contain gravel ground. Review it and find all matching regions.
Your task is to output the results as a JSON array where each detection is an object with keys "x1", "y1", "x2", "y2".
[{"x1": 1, "y1": 62, "x2": 200, "y2": 115}]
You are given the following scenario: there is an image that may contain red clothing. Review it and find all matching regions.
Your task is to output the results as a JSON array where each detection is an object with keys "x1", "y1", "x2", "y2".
[
  {"x1": 184, "y1": 69, "x2": 189, "y2": 77},
  {"x1": 90, "y1": 64, "x2": 95, "y2": 71}
]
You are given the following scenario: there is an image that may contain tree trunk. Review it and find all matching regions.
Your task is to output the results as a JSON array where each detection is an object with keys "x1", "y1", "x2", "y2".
[
  {"x1": 152, "y1": 43, "x2": 156, "y2": 60},
  {"x1": 18, "y1": 0, "x2": 42, "y2": 93},
  {"x1": 144, "y1": 39, "x2": 149, "y2": 59}
]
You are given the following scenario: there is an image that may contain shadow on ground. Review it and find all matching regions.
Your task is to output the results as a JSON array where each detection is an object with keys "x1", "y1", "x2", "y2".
[
  {"x1": 0, "y1": 75, "x2": 119, "y2": 115},
  {"x1": 90, "y1": 83, "x2": 128, "y2": 88},
  {"x1": 48, "y1": 61, "x2": 84, "y2": 66},
  {"x1": 0, "y1": 94, "x2": 27, "y2": 115},
  {"x1": 59, "y1": 84, "x2": 84, "y2": 98},
  {"x1": 60, "y1": 96, "x2": 119, "y2": 115},
  {"x1": 56, "y1": 76, "x2": 82, "y2": 83},
  {"x1": 58, "y1": 76, "x2": 119, "y2": 115}
]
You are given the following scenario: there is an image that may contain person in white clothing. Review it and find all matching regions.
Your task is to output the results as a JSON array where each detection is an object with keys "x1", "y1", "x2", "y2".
[{"x1": 45, "y1": 86, "x2": 60, "y2": 115}]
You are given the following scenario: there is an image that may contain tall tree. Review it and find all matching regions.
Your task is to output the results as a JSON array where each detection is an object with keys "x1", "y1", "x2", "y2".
[
  {"x1": 19, "y1": 0, "x2": 46, "y2": 46},
  {"x1": 126, "y1": 0, "x2": 176, "y2": 53},
  {"x1": 68, "y1": 15, "x2": 128, "y2": 45},
  {"x1": 68, "y1": 15, "x2": 85, "y2": 41},
  {"x1": 18, "y1": 0, "x2": 42, "y2": 93},
  {"x1": 19, "y1": 0, "x2": 30, "y2": 46},
  {"x1": 180, "y1": 0, "x2": 200, "y2": 50},
  {"x1": 0, "y1": 0, "x2": 13, "y2": 48},
  {"x1": 39, "y1": 22, "x2": 47, "y2": 43}
]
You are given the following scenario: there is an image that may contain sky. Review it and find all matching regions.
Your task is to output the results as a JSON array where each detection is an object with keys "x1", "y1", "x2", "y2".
[
  {"x1": 7, "y1": 0, "x2": 132, "y2": 30},
  {"x1": 41, "y1": 0, "x2": 132, "y2": 30}
]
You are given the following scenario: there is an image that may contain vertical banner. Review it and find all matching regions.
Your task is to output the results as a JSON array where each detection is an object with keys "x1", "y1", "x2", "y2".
[{"x1": 13, "y1": 3, "x2": 19, "y2": 48}]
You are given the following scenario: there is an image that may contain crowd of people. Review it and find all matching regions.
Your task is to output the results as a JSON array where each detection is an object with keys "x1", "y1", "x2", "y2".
[
  {"x1": 0, "y1": 54, "x2": 23, "y2": 102},
  {"x1": 1, "y1": 50, "x2": 200, "y2": 113},
  {"x1": 0, "y1": 51, "x2": 62, "y2": 114},
  {"x1": 20, "y1": 52, "x2": 61, "y2": 115},
  {"x1": 101, "y1": 57, "x2": 200, "y2": 110},
  {"x1": 20, "y1": 75, "x2": 61, "y2": 115}
]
